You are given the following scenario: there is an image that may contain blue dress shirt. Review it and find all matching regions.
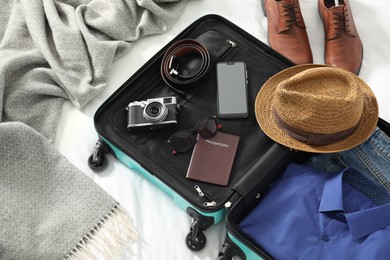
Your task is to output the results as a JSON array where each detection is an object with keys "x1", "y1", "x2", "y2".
[{"x1": 239, "y1": 163, "x2": 390, "y2": 260}]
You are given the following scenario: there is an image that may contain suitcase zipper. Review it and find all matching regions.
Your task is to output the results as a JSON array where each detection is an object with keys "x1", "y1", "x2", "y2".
[
  {"x1": 226, "y1": 39, "x2": 237, "y2": 47},
  {"x1": 215, "y1": 39, "x2": 237, "y2": 59},
  {"x1": 194, "y1": 185, "x2": 217, "y2": 207}
]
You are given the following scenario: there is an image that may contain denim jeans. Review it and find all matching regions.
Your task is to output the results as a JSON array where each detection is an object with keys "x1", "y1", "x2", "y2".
[{"x1": 304, "y1": 127, "x2": 390, "y2": 203}]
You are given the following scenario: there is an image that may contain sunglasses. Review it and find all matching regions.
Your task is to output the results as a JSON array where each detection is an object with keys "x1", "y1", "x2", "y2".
[{"x1": 167, "y1": 116, "x2": 221, "y2": 154}]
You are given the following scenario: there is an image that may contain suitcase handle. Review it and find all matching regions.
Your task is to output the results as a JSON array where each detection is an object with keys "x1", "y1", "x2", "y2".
[{"x1": 232, "y1": 143, "x2": 298, "y2": 210}]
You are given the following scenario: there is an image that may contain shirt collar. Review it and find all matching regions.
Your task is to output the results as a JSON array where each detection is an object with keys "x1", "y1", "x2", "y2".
[{"x1": 319, "y1": 168, "x2": 390, "y2": 240}]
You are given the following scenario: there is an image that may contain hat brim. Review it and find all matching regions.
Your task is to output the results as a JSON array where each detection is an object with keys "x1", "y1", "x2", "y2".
[{"x1": 255, "y1": 64, "x2": 379, "y2": 153}]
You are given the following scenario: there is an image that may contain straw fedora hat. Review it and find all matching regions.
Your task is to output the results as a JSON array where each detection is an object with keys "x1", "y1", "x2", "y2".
[{"x1": 255, "y1": 64, "x2": 378, "y2": 153}]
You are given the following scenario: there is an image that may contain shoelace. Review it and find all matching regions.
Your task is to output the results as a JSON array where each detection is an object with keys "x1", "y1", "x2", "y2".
[
  {"x1": 282, "y1": 3, "x2": 302, "y2": 26},
  {"x1": 332, "y1": 8, "x2": 351, "y2": 36}
]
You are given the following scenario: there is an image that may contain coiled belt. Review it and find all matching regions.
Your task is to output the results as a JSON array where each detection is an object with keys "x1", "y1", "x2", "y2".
[{"x1": 161, "y1": 39, "x2": 211, "y2": 92}]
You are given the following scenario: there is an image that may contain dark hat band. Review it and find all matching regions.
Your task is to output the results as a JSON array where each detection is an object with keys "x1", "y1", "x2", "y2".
[{"x1": 272, "y1": 109, "x2": 360, "y2": 146}]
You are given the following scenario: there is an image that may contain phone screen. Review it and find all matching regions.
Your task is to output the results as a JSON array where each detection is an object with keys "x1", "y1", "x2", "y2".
[{"x1": 216, "y1": 62, "x2": 248, "y2": 118}]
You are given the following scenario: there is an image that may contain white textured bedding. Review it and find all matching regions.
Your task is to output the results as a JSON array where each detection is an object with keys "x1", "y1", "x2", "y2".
[{"x1": 54, "y1": 0, "x2": 390, "y2": 259}]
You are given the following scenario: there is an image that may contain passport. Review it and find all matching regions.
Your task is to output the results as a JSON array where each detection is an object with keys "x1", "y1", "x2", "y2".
[{"x1": 186, "y1": 131, "x2": 240, "y2": 186}]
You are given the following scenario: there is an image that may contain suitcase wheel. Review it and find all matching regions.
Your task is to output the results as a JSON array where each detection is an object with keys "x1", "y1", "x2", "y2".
[
  {"x1": 185, "y1": 208, "x2": 214, "y2": 251},
  {"x1": 217, "y1": 248, "x2": 234, "y2": 260},
  {"x1": 217, "y1": 235, "x2": 246, "y2": 260},
  {"x1": 185, "y1": 225, "x2": 206, "y2": 251},
  {"x1": 88, "y1": 140, "x2": 108, "y2": 172}
]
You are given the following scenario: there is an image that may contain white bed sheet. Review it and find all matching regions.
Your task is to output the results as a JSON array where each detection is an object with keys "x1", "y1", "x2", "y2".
[{"x1": 54, "y1": 0, "x2": 390, "y2": 259}]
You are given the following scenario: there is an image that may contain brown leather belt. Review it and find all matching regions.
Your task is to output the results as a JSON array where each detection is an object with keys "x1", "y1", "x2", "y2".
[{"x1": 161, "y1": 39, "x2": 211, "y2": 92}]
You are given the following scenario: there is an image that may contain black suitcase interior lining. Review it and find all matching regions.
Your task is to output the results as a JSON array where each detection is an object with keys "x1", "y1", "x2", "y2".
[{"x1": 94, "y1": 15, "x2": 295, "y2": 211}]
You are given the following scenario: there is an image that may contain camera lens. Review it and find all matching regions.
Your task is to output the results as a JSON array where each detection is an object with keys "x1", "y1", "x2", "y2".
[
  {"x1": 149, "y1": 106, "x2": 160, "y2": 115},
  {"x1": 143, "y1": 101, "x2": 168, "y2": 122}
]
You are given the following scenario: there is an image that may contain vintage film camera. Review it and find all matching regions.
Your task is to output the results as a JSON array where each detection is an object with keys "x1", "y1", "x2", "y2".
[{"x1": 126, "y1": 96, "x2": 179, "y2": 131}]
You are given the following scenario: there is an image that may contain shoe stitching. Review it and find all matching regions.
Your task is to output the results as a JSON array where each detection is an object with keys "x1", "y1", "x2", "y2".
[
  {"x1": 281, "y1": 2, "x2": 304, "y2": 28},
  {"x1": 329, "y1": 6, "x2": 356, "y2": 39}
]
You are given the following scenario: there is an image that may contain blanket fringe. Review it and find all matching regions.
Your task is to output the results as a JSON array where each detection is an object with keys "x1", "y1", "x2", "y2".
[{"x1": 65, "y1": 204, "x2": 137, "y2": 260}]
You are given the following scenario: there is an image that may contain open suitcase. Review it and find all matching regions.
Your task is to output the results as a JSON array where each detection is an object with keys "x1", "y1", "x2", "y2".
[
  {"x1": 88, "y1": 14, "x2": 299, "y2": 252},
  {"x1": 89, "y1": 13, "x2": 390, "y2": 258},
  {"x1": 89, "y1": 14, "x2": 389, "y2": 258}
]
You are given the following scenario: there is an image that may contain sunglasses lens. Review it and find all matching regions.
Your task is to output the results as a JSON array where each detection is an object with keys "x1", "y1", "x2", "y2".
[
  {"x1": 196, "y1": 117, "x2": 217, "y2": 139},
  {"x1": 167, "y1": 131, "x2": 193, "y2": 153}
]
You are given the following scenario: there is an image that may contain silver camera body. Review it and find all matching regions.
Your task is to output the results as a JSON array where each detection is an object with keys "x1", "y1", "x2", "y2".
[{"x1": 127, "y1": 96, "x2": 179, "y2": 131}]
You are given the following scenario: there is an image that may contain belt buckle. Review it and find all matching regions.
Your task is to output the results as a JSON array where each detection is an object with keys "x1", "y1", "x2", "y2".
[
  {"x1": 161, "y1": 39, "x2": 211, "y2": 97},
  {"x1": 168, "y1": 55, "x2": 179, "y2": 77}
]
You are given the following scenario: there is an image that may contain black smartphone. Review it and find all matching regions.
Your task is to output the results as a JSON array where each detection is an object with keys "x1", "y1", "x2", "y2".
[{"x1": 216, "y1": 61, "x2": 248, "y2": 119}]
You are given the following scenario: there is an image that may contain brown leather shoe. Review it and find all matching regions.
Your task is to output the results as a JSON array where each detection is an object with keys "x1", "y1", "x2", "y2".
[
  {"x1": 262, "y1": 0, "x2": 313, "y2": 65},
  {"x1": 318, "y1": 0, "x2": 363, "y2": 74}
]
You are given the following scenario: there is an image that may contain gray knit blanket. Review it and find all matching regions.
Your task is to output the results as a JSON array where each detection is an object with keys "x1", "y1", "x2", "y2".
[{"x1": 0, "y1": 0, "x2": 186, "y2": 259}]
